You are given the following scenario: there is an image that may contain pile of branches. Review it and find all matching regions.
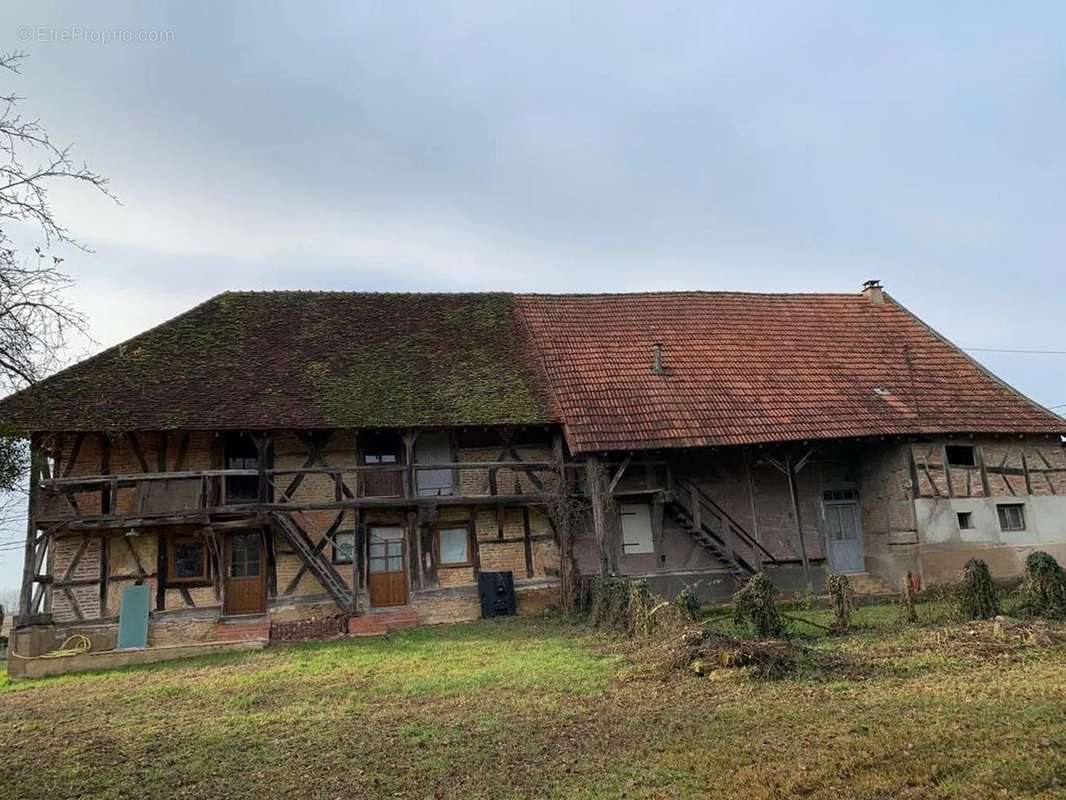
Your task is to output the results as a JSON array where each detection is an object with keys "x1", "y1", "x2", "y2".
[
  {"x1": 732, "y1": 572, "x2": 785, "y2": 637},
  {"x1": 667, "y1": 626, "x2": 803, "y2": 681},
  {"x1": 931, "y1": 616, "x2": 1066, "y2": 657},
  {"x1": 585, "y1": 577, "x2": 693, "y2": 637}
]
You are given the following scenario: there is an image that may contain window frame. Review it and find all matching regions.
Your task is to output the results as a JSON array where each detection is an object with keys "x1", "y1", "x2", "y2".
[
  {"x1": 996, "y1": 503, "x2": 1026, "y2": 532},
  {"x1": 331, "y1": 530, "x2": 356, "y2": 565},
  {"x1": 435, "y1": 522, "x2": 473, "y2": 567},
  {"x1": 956, "y1": 511, "x2": 974, "y2": 530},
  {"x1": 945, "y1": 445, "x2": 977, "y2": 467},
  {"x1": 166, "y1": 535, "x2": 210, "y2": 584}
]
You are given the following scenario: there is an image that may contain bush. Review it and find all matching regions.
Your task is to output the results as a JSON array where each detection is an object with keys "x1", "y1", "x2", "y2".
[
  {"x1": 957, "y1": 559, "x2": 1000, "y2": 620},
  {"x1": 587, "y1": 577, "x2": 683, "y2": 636},
  {"x1": 673, "y1": 585, "x2": 702, "y2": 622},
  {"x1": 825, "y1": 574, "x2": 853, "y2": 631},
  {"x1": 732, "y1": 573, "x2": 785, "y2": 638},
  {"x1": 1016, "y1": 551, "x2": 1066, "y2": 619}
]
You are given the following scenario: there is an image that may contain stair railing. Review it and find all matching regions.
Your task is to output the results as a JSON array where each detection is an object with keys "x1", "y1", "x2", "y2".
[{"x1": 674, "y1": 479, "x2": 779, "y2": 570}]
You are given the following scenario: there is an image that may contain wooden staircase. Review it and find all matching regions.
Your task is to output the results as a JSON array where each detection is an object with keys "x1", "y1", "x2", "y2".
[
  {"x1": 666, "y1": 479, "x2": 780, "y2": 582},
  {"x1": 272, "y1": 512, "x2": 353, "y2": 614}
]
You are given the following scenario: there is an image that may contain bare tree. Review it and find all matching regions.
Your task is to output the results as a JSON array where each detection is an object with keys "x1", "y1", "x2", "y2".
[{"x1": 0, "y1": 50, "x2": 113, "y2": 494}]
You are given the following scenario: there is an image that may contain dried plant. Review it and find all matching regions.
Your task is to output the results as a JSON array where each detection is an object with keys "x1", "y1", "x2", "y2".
[{"x1": 957, "y1": 559, "x2": 1000, "y2": 620}]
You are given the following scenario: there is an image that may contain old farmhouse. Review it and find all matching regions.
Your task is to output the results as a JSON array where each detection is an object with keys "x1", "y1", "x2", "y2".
[{"x1": 3, "y1": 282, "x2": 1065, "y2": 674}]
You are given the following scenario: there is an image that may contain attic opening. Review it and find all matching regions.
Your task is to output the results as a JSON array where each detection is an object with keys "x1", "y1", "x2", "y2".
[
  {"x1": 224, "y1": 433, "x2": 260, "y2": 503},
  {"x1": 945, "y1": 445, "x2": 976, "y2": 467}
]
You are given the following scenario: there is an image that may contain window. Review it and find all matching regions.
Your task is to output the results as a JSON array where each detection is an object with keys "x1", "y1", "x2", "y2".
[
  {"x1": 620, "y1": 503, "x2": 654, "y2": 554},
  {"x1": 997, "y1": 504, "x2": 1026, "y2": 532},
  {"x1": 956, "y1": 511, "x2": 974, "y2": 530},
  {"x1": 333, "y1": 531, "x2": 355, "y2": 564},
  {"x1": 167, "y1": 537, "x2": 208, "y2": 583},
  {"x1": 823, "y1": 489, "x2": 857, "y2": 502},
  {"x1": 945, "y1": 445, "x2": 976, "y2": 467},
  {"x1": 224, "y1": 433, "x2": 260, "y2": 503},
  {"x1": 438, "y1": 527, "x2": 471, "y2": 565},
  {"x1": 369, "y1": 528, "x2": 405, "y2": 573},
  {"x1": 361, "y1": 431, "x2": 404, "y2": 497}
]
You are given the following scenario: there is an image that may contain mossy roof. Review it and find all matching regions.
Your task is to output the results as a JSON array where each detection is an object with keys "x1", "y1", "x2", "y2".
[{"x1": 0, "y1": 292, "x2": 556, "y2": 433}]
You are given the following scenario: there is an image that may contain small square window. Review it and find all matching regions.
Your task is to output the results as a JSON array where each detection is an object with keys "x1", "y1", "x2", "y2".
[
  {"x1": 956, "y1": 511, "x2": 973, "y2": 530},
  {"x1": 167, "y1": 537, "x2": 208, "y2": 583},
  {"x1": 945, "y1": 445, "x2": 976, "y2": 467},
  {"x1": 997, "y1": 504, "x2": 1026, "y2": 532},
  {"x1": 439, "y1": 527, "x2": 470, "y2": 565},
  {"x1": 333, "y1": 531, "x2": 355, "y2": 564}
]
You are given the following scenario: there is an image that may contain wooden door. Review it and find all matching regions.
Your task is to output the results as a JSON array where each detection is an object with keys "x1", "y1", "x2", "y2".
[
  {"x1": 225, "y1": 531, "x2": 266, "y2": 615},
  {"x1": 824, "y1": 500, "x2": 865, "y2": 574},
  {"x1": 368, "y1": 527, "x2": 407, "y2": 607},
  {"x1": 415, "y1": 431, "x2": 454, "y2": 497},
  {"x1": 362, "y1": 433, "x2": 404, "y2": 497}
]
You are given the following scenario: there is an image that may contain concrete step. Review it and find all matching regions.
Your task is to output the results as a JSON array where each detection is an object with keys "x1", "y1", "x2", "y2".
[{"x1": 348, "y1": 608, "x2": 419, "y2": 637}]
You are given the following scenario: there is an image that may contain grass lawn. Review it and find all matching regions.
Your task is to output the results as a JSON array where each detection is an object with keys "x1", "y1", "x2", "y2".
[{"x1": 1, "y1": 606, "x2": 1063, "y2": 799}]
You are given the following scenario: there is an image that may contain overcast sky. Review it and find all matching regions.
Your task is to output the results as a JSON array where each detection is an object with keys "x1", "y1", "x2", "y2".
[{"x1": 0, "y1": 2, "x2": 1064, "y2": 588}]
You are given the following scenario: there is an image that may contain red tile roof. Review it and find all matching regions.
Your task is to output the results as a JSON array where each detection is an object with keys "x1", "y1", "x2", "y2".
[{"x1": 515, "y1": 291, "x2": 1066, "y2": 454}]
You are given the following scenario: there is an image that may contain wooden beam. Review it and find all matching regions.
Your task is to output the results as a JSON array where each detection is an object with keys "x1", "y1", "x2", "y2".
[
  {"x1": 784, "y1": 452, "x2": 812, "y2": 593},
  {"x1": 975, "y1": 445, "x2": 992, "y2": 497},
  {"x1": 587, "y1": 456, "x2": 610, "y2": 577},
  {"x1": 941, "y1": 445, "x2": 955, "y2": 498},
  {"x1": 62, "y1": 433, "x2": 85, "y2": 478},
  {"x1": 99, "y1": 533, "x2": 110, "y2": 617},
  {"x1": 18, "y1": 435, "x2": 43, "y2": 616},
  {"x1": 173, "y1": 432, "x2": 191, "y2": 472},
  {"x1": 522, "y1": 507, "x2": 534, "y2": 578},
  {"x1": 744, "y1": 448, "x2": 763, "y2": 571},
  {"x1": 157, "y1": 431, "x2": 168, "y2": 473},
  {"x1": 128, "y1": 433, "x2": 150, "y2": 473},
  {"x1": 606, "y1": 453, "x2": 633, "y2": 495}
]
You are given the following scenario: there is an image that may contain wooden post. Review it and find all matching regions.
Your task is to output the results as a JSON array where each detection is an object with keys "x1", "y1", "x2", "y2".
[
  {"x1": 403, "y1": 431, "x2": 419, "y2": 498},
  {"x1": 100, "y1": 434, "x2": 112, "y2": 514},
  {"x1": 352, "y1": 507, "x2": 364, "y2": 613},
  {"x1": 522, "y1": 506, "x2": 534, "y2": 578},
  {"x1": 784, "y1": 452, "x2": 813, "y2": 593},
  {"x1": 976, "y1": 444, "x2": 992, "y2": 497},
  {"x1": 744, "y1": 448, "x2": 764, "y2": 571},
  {"x1": 587, "y1": 456, "x2": 610, "y2": 577},
  {"x1": 17, "y1": 435, "x2": 42, "y2": 617}
]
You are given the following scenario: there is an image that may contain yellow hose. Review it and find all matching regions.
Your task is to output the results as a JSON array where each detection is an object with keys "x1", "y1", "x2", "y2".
[{"x1": 38, "y1": 634, "x2": 92, "y2": 659}]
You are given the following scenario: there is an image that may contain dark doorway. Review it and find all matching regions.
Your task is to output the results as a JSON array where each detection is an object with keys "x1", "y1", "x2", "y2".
[
  {"x1": 224, "y1": 433, "x2": 260, "y2": 504},
  {"x1": 361, "y1": 431, "x2": 404, "y2": 497}
]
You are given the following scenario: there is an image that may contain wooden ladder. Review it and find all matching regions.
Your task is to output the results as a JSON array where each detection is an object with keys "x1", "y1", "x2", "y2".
[{"x1": 272, "y1": 512, "x2": 353, "y2": 614}]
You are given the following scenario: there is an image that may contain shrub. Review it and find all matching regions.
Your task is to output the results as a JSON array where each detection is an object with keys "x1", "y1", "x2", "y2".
[
  {"x1": 673, "y1": 585, "x2": 703, "y2": 622},
  {"x1": 1017, "y1": 551, "x2": 1066, "y2": 619},
  {"x1": 957, "y1": 559, "x2": 1000, "y2": 620},
  {"x1": 825, "y1": 574, "x2": 853, "y2": 631},
  {"x1": 732, "y1": 573, "x2": 785, "y2": 638}
]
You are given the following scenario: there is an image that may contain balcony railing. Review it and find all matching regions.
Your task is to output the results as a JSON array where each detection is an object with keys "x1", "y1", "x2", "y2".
[{"x1": 37, "y1": 461, "x2": 561, "y2": 525}]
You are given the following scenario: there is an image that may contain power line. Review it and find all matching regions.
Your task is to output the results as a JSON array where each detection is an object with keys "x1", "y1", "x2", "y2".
[{"x1": 963, "y1": 346, "x2": 1066, "y2": 355}]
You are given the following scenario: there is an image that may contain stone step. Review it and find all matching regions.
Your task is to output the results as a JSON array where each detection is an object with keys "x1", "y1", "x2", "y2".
[
  {"x1": 348, "y1": 608, "x2": 419, "y2": 637},
  {"x1": 210, "y1": 618, "x2": 271, "y2": 642}
]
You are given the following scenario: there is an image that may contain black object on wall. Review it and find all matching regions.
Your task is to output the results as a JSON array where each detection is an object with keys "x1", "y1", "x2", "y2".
[{"x1": 478, "y1": 571, "x2": 516, "y2": 618}]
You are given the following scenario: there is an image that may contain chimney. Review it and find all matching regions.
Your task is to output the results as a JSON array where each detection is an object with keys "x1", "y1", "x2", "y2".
[
  {"x1": 862, "y1": 279, "x2": 885, "y2": 305},
  {"x1": 651, "y1": 342, "x2": 665, "y2": 374}
]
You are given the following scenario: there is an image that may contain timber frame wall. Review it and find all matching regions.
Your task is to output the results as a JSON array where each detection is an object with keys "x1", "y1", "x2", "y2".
[{"x1": 17, "y1": 426, "x2": 571, "y2": 623}]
